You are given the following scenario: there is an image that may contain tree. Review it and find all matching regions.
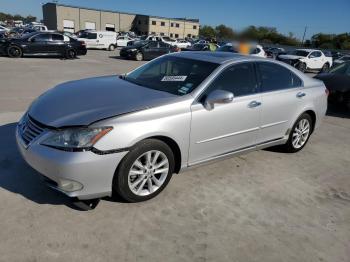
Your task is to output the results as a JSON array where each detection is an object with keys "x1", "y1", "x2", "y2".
[
  {"x1": 199, "y1": 25, "x2": 216, "y2": 39},
  {"x1": 215, "y1": 24, "x2": 235, "y2": 40}
]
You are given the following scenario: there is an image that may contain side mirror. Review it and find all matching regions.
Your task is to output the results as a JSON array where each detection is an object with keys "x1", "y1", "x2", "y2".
[{"x1": 204, "y1": 90, "x2": 234, "y2": 110}]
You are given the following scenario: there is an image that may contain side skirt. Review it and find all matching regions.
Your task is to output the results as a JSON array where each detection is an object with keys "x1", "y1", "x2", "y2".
[{"x1": 181, "y1": 137, "x2": 288, "y2": 172}]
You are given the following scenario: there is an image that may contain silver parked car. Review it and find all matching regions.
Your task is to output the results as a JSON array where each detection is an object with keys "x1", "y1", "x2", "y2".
[{"x1": 16, "y1": 52, "x2": 328, "y2": 203}]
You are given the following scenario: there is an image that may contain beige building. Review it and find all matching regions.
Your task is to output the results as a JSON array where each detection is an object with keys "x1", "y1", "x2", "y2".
[{"x1": 43, "y1": 3, "x2": 199, "y2": 38}]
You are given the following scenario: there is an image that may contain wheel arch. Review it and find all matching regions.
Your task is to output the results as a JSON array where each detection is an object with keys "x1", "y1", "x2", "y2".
[
  {"x1": 144, "y1": 135, "x2": 182, "y2": 174},
  {"x1": 298, "y1": 109, "x2": 317, "y2": 133}
]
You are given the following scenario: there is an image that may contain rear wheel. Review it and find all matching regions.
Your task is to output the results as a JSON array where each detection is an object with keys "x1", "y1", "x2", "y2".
[
  {"x1": 108, "y1": 44, "x2": 115, "y2": 51},
  {"x1": 135, "y1": 52, "x2": 143, "y2": 61},
  {"x1": 113, "y1": 139, "x2": 175, "y2": 202},
  {"x1": 282, "y1": 113, "x2": 313, "y2": 153},
  {"x1": 7, "y1": 46, "x2": 22, "y2": 58}
]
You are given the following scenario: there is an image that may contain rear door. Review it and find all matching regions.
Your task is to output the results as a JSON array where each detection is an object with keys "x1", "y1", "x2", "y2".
[
  {"x1": 48, "y1": 34, "x2": 65, "y2": 54},
  {"x1": 256, "y1": 61, "x2": 304, "y2": 144},
  {"x1": 157, "y1": 42, "x2": 171, "y2": 56},
  {"x1": 143, "y1": 41, "x2": 159, "y2": 60}
]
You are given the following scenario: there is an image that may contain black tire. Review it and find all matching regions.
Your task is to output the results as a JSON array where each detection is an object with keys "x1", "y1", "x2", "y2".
[
  {"x1": 7, "y1": 45, "x2": 22, "y2": 58},
  {"x1": 113, "y1": 139, "x2": 175, "y2": 202},
  {"x1": 282, "y1": 113, "x2": 313, "y2": 153},
  {"x1": 344, "y1": 93, "x2": 350, "y2": 110},
  {"x1": 65, "y1": 49, "x2": 77, "y2": 59},
  {"x1": 321, "y1": 63, "x2": 330, "y2": 73},
  {"x1": 135, "y1": 52, "x2": 143, "y2": 61},
  {"x1": 297, "y1": 62, "x2": 306, "y2": 73},
  {"x1": 108, "y1": 44, "x2": 115, "y2": 51}
]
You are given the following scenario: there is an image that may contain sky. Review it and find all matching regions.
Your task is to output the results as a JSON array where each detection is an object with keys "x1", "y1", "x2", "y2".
[{"x1": 1, "y1": 0, "x2": 349, "y2": 39}]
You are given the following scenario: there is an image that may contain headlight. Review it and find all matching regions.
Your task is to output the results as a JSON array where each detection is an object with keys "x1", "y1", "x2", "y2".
[{"x1": 41, "y1": 127, "x2": 112, "y2": 151}]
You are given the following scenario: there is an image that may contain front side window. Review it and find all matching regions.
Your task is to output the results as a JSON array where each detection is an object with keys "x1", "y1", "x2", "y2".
[
  {"x1": 258, "y1": 62, "x2": 302, "y2": 92},
  {"x1": 124, "y1": 56, "x2": 219, "y2": 96},
  {"x1": 204, "y1": 63, "x2": 258, "y2": 97},
  {"x1": 310, "y1": 51, "x2": 322, "y2": 58},
  {"x1": 32, "y1": 33, "x2": 51, "y2": 41},
  {"x1": 329, "y1": 62, "x2": 350, "y2": 76}
]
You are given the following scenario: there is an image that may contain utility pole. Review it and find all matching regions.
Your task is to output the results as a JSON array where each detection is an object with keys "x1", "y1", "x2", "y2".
[{"x1": 301, "y1": 26, "x2": 307, "y2": 46}]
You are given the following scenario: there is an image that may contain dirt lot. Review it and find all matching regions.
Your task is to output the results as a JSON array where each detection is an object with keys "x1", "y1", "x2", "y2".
[{"x1": 0, "y1": 50, "x2": 349, "y2": 262}]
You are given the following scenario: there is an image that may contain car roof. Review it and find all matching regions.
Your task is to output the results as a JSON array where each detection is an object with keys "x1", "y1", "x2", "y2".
[
  {"x1": 295, "y1": 48, "x2": 320, "y2": 52},
  {"x1": 171, "y1": 51, "x2": 262, "y2": 64}
]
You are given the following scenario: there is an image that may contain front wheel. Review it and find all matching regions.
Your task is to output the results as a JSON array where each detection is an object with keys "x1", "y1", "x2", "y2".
[
  {"x1": 7, "y1": 46, "x2": 22, "y2": 58},
  {"x1": 282, "y1": 113, "x2": 313, "y2": 153},
  {"x1": 113, "y1": 139, "x2": 175, "y2": 202},
  {"x1": 135, "y1": 52, "x2": 143, "y2": 61},
  {"x1": 297, "y1": 62, "x2": 306, "y2": 73},
  {"x1": 65, "y1": 49, "x2": 77, "y2": 59},
  {"x1": 321, "y1": 63, "x2": 330, "y2": 73}
]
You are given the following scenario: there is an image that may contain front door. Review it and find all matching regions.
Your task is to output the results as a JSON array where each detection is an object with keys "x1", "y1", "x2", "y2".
[
  {"x1": 189, "y1": 62, "x2": 262, "y2": 165},
  {"x1": 27, "y1": 33, "x2": 51, "y2": 54}
]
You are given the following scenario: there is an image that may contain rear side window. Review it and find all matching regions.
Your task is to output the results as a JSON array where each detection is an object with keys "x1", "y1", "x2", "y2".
[
  {"x1": 52, "y1": 34, "x2": 64, "y2": 41},
  {"x1": 258, "y1": 62, "x2": 302, "y2": 92},
  {"x1": 205, "y1": 63, "x2": 258, "y2": 97}
]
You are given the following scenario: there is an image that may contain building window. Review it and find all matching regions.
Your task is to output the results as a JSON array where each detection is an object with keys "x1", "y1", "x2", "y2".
[
  {"x1": 144, "y1": 20, "x2": 148, "y2": 25},
  {"x1": 170, "y1": 33, "x2": 173, "y2": 37},
  {"x1": 170, "y1": 23, "x2": 174, "y2": 27},
  {"x1": 193, "y1": 25, "x2": 197, "y2": 29},
  {"x1": 161, "y1": 21, "x2": 165, "y2": 26},
  {"x1": 187, "y1": 34, "x2": 191, "y2": 37},
  {"x1": 160, "y1": 32, "x2": 165, "y2": 36},
  {"x1": 85, "y1": 22, "x2": 96, "y2": 30},
  {"x1": 175, "y1": 34, "x2": 179, "y2": 38},
  {"x1": 152, "y1": 21, "x2": 156, "y2": 25},
  {"x1": 105, "y1": 23, "x2": 115, "y2": 32},
  {"x1": 138, "y1": 20, "x2": 141, "y2": 25},
  {"x1": 63, "y1": 19, "x2": 74, "y2": 33},
  {"x1": 151, "y1": 32, "x2": 155, "y2": 35},
  {"x1": 176, "y1": 23, "x2": 180, "y2": 28}
]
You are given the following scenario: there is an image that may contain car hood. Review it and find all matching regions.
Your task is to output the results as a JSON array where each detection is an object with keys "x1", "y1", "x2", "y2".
[
  {"x1": 278, "y1": 54, "x2": 305, "y2": 60},
  {"x1": 28, "y1": 75, "x2": 178, "y2": 128},
  {"x1": 314, "y1": 73, "x2": 350, "y2": 92}
]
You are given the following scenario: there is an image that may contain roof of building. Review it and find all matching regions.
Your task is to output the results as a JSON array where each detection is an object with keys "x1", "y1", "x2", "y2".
[{"x1": 43, "y1": 3, "x2": 199, "y2": 23}]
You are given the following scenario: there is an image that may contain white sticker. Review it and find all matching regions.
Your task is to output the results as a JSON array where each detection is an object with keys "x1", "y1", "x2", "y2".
[{"x1": 161, "y1": 75, "x2": 187, "y2": 82}]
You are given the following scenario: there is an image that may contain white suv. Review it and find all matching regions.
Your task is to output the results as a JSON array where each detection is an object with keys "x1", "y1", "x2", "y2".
[{"x1": 278, "y1": 49, "x2": 332, "y2": 72}]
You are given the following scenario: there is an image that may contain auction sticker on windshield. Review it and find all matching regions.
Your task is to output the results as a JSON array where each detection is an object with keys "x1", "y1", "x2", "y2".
[{"x1": 161, "y1": 76, "x2": 187, "y2": 81}]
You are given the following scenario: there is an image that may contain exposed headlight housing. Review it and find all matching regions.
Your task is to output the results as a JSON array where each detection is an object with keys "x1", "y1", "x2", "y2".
[{"x1": 41, "y1": 127, "x2": 112, "y2": 151}]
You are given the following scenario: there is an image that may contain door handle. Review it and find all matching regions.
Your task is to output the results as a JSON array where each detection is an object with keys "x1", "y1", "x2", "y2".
[
  {"x1": 248, "y1": 101, "x2": 262, "y2": 108},
  {"x1": 296, "y1": 92, "x2": 306, "y2": 98}
]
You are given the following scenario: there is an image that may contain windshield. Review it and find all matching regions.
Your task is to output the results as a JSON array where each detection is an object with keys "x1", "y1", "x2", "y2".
[
  {"x1": 124, "y1": 56, "x2": 219, "y2": 96},
  {"x1": 79, "y1": 32, "x2": 97, "y2": 39},
  {"x1": 216, "y1": 45, "x2": 237, "y2": 53},
  {"x1": 291, "y1": 50, "x2": 309, "y2": 57},
  {"x1": 340, "y1": 56, "x2": 350, "y2": 61},
  {"x1": 329, "y1": 62, "x2": 350, "y2": 76}
]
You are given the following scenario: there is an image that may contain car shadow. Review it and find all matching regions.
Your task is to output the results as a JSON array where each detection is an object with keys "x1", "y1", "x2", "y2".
[
  {"x1": 0, "y1": 122, "x2": 87, "y2": 210},
  {"x1": 326, "y1": 104, "x2": 350, "y2": 119}
]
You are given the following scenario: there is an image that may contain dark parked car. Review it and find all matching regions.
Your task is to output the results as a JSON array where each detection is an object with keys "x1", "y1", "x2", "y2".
[
  {"x1": 264, "y1": 47, "x2": 286, "y2": 59},
  {"x1": 120, "y1": 40, "x2": 177, "y2": 61},
  {"x1": 315, "y1": 61, "x2": 350, "y2": 109},
  {"x1": 0, "y1": 32, "x2": 87, "y2": 59},
  {"x1": 216, "y1": 44, "x2": 238, "y2": 53},
  {"x1": 182, "y1": 43, "x2": 213, "y2": 51}
]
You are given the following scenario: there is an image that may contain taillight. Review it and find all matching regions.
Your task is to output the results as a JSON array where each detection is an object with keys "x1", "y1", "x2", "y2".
[{"x1": 325, "y1": 88, "x2": 329, "y2": 96}]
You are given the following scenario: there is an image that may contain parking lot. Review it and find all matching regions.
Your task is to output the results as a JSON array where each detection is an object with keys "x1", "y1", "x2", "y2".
[{"x1": 0, "y1": 50, "x2": 349, "y2": 262}]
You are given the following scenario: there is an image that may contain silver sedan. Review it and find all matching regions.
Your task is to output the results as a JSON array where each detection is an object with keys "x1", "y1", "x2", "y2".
[{"x1": 16, "y1": 52, "x2": 328, "y2": 202}]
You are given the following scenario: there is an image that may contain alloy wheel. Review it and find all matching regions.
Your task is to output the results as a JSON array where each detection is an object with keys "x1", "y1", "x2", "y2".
[
  {"x1": 128, "y1": 150, "x2": 169, "y2": 196},
  {"x1": 292, "y1": 118, "x2": 310, "y2": 149}
]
